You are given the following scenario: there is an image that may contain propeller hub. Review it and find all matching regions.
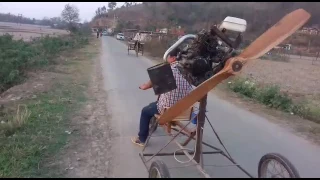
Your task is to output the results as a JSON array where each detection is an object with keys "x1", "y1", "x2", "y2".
[{"x1": 232, "y1": 61, "x2": 243, "y2": 72}]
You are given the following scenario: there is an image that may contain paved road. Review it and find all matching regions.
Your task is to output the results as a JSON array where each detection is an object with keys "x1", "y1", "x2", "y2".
[{"x1": 100, "y1": 36, "x2": 320, "y2": 178}]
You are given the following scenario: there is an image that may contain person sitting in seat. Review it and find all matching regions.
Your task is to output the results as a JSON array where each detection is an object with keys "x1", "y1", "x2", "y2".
[{"x1": 131, "y1": 48, "x2": 193, "y2": 147}]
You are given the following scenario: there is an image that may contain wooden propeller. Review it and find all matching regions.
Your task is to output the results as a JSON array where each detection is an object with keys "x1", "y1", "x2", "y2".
[{"x1": 158, "y1": 9, "x2": 311, "y2": 125}]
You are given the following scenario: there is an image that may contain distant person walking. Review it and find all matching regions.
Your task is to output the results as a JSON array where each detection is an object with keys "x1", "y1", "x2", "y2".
[{"x1": 97, "y1": 31, "x2": 99, "y2": 38}]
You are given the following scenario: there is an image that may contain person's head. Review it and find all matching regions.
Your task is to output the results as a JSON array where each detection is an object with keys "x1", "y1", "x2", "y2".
[{"x1": 167, "y1": 48, "x2": 181, "y2": 63}]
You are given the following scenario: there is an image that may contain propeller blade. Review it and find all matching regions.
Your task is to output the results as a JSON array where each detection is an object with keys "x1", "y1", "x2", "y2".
[{"x1": 239, "y1": 9, "x2": 311, "y2": 61}]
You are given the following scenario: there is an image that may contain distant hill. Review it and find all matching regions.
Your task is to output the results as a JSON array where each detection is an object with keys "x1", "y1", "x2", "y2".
[{"x1": 98, "y1": 2, "x2": 320, "y2": 37}]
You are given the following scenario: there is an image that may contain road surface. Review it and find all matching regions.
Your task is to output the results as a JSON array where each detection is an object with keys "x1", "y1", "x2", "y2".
[{"x1": 100, "y1": 36, "x2": 320, "y2": 178}]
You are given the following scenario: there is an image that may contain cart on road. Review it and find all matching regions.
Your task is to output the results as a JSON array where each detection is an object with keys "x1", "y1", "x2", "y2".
[{"x1": 127, "y1": 41, "x2": 144, "y2": 57}]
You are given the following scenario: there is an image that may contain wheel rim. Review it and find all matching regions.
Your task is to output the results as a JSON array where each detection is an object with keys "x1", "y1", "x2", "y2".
[
  {"x1": 149, "y1": 167, "x2": 162, "y2": 178},
  {"x1": 260, "y1": 159, "x2": 292, "y2": 178}
]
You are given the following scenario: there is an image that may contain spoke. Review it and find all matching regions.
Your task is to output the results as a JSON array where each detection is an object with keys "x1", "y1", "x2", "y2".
[{"x1": 265, "y1": 160, "x2": 291, "y2": 178}]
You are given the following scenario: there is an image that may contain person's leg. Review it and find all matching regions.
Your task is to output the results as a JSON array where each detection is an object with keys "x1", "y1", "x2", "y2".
[
  {"x1": 132, "y1": 102, "x2": 158, "y2": 145},
  {"x1": 134, "y1": 41, "x2": 138, "y2": 49}
]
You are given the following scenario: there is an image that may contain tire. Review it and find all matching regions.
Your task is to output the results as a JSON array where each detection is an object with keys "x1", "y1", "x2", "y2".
[
  {"x1": 149, "y1": 116, "x2": 158, "y2": 134},
  {"x1": 149, "y1": 160, "x2": 171, "y2": 178},
  {"x1": 258, "y1": 153, "x2": 300, "y2": 178}
]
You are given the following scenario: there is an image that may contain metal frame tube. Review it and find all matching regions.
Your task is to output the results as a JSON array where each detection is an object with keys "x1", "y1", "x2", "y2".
[{"x1": 163, "y1": 34, "x2": 197, "y2": 61}]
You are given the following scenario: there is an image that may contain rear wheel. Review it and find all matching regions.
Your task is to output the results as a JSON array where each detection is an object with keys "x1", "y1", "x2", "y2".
[
  {"x1": 258, "y1": 153, "x2": 300, "y2": 178},
  {"x1": 149, "y1": 160, "x2": 171, "y2": 178}
]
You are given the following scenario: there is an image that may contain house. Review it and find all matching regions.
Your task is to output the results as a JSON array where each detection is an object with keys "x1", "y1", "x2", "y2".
[
  {"x1": 299, "y1": 27, "x2": 319, "y2": 35},
  {"x1": 159, "y1": 28, "x2": 168, "y2": 34},
  {"x1": 310, "y1": 28, "x2": 319, "y2": 35},
  {"x1": 169, "y1": 27, "x2": 185, "y2": 37},
  {"x1": 123, "y1": 29, "x2": 139, "y2": 39},
  {"x1": 133, "y1": 32, "x2": 152, "y2": 42}
]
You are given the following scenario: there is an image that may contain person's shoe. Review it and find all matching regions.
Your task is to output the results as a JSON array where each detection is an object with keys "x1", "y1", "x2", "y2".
[{"x1": 131, "y1": 137, "x2": 145, "y2": 147}]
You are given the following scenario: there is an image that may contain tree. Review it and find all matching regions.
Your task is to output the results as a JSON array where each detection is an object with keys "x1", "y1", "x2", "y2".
[
  {"x1": 142, "y1": 2, "x2": 148, "y2": 7},
  {"x1": 125, "y1": 2, "x2": 131, "y2": 8},
  {"x1": 101, "y1": 6, "x2": 107, "y2": 14},
  {"x1": 108, "y1": 2, "x2": 117, "y2": 10},
  {"x1": 61, "y1": 4, "x2": 80, "y2": 32}
]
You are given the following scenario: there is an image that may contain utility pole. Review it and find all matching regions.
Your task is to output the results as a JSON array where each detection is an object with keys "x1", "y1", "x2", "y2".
[
  {"x1": 113, "y1": 14, "x2": 116, "y2": 28},
  {"x1": 18, "y1": 14, "x2": 22, "y2": 26},
  {"x1": 113, "y1": 14, "x2": 118, "y2": 30}
]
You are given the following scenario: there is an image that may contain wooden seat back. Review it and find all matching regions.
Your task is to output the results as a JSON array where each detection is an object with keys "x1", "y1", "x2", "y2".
[{"x1": 155, "y1": 105, "x2": 194, "y2": 122}]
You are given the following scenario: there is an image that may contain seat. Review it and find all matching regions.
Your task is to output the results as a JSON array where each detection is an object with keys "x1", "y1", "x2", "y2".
[{"x1": 154, "y1": 105, "x2": 196, "y2": 135}]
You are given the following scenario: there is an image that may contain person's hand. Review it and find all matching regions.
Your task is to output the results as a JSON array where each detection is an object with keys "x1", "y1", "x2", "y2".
[
  {"x1": 139, "y1": 83, "x2": 150, "y2": 90},
  {"x1": 139, "y1": 80, "x2": 152, "y2": 90}
]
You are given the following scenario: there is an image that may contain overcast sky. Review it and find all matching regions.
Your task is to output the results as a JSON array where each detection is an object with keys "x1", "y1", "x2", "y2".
[{"x1": 0, "y1": 2, "x2": 132, "y2": 22}]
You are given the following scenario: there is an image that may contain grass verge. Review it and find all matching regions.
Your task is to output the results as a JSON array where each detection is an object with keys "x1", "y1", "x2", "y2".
[
  {"x1": 227, "y1": 77, "x2": 320, "y2": 123},
  {"x1": 0, "y1": 35, "x2": 97, "y2": 178},
  {"x1": 0, "y1": 33, "x2": 89, "y2": 93},
  {"x1": 260, "y1": 53, "x2": 290, "y2": 62}
]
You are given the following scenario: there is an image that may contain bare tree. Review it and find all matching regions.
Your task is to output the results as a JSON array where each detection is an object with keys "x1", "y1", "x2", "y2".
[
  {"x1": 61, "y1": 4, "x2": 80, "y2": 32},
  {"x1": 108, "y1": 2, "x2": 117, "y2": 10},
  {"x1": 102, "y1": 6, "x2": 107, "y2": 13},
  {"x1": 96, "y1": 7, "x2": 101, "y2": 16}
]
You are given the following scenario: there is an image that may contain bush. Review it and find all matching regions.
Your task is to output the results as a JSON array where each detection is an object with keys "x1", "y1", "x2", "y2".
[
  {"x1": 260, "y1": 53, "x2": 290, "y2": 62},
  {"x1": 228, "y1": 78, "x2": 293, "y2": 111},
  {"x1": 255, "y1": 85, "x2": 292, "y2": 112},
  {"x1": 228, "y1": 77, "x2": 320, "y2": 122},
  {"x1": 0, "y1": 33, "x2": 89, "y2": 93},
  {"x1": 229, "y1": 78, "x2": 256, "y2": 98}
]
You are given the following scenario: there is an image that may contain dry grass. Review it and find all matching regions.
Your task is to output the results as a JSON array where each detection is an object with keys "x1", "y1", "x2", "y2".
[
  {"x1": 0, "y1": 104, "x2": 31, "y2": 136},
  {"x1": 0, "y1": 22, "x2": 69, "y2": 42}
]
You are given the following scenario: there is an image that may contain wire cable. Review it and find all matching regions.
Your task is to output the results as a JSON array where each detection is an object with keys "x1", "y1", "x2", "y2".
[{"x1": 173, "y1": 113, "x2": 198, "y2": 164}]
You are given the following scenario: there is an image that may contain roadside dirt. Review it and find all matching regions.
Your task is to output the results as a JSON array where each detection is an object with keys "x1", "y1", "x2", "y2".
[
  {"x1": 0, "y1": 71, "x2": 63, "y2": 106},
  {"x1": 43, "y1": 38, "x2": 113, "y2": 178}
]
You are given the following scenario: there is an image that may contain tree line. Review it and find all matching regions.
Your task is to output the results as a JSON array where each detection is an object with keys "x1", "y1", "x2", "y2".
[
  {"x1": 0, "y1": 3, "x2": 91, "y2": 34},
  {"x1": 109, "y1": 2, "x2": 320, "y2": 36}
]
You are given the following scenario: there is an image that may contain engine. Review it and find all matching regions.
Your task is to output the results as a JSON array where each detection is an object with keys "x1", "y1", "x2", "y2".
[{"x1": 176, "y1": 30, "x2": 230, "y2": 86}]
